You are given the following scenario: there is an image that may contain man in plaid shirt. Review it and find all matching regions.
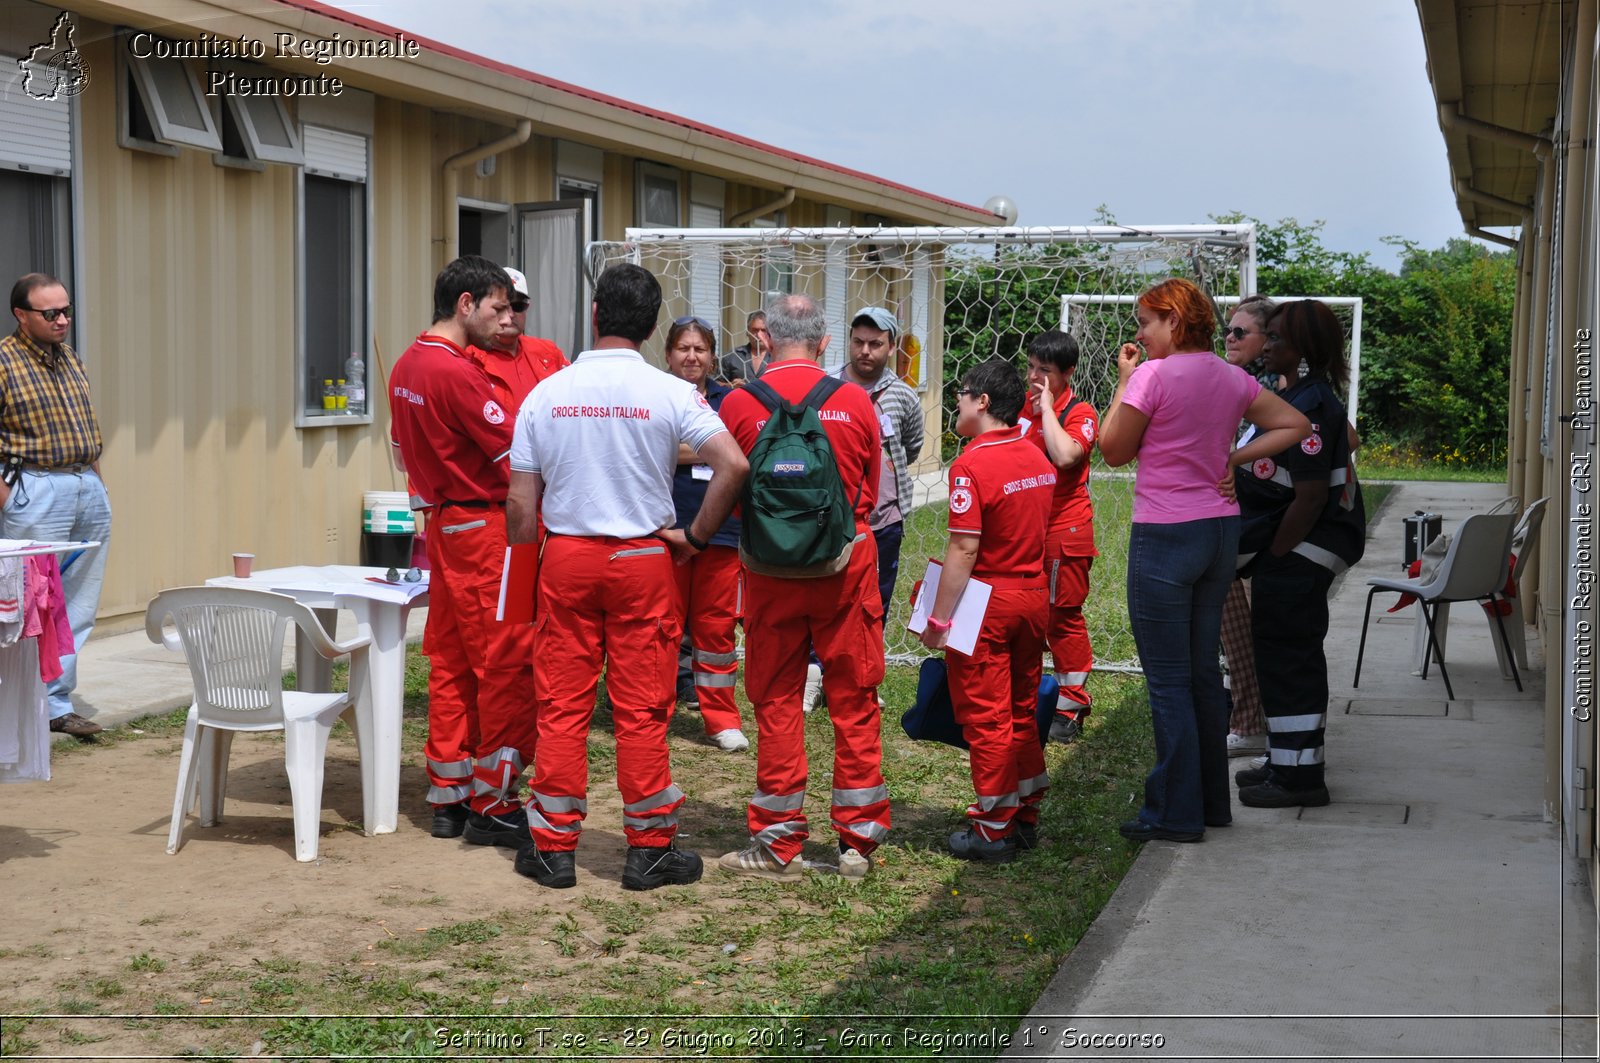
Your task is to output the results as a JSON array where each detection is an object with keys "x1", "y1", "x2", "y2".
[{"x1": 0, "y1": 273, "x2": 110, "y2": 738}]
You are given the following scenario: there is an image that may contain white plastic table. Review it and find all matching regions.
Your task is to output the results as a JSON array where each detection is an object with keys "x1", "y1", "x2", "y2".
[{"x1": 206, "y1": 564, "x2": 427, "y2": 834}]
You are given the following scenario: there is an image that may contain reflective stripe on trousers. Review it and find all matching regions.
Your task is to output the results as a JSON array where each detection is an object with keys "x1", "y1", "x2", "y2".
[
  {"x1": 741, "y1": 538, "x2": 889, "y2": 861},
  {"x1": 530, "y1": 534, "x2": 682, "y2": 850},
  {"x1": 674, "y1": 544, "x2": 743, "y2": 736}
]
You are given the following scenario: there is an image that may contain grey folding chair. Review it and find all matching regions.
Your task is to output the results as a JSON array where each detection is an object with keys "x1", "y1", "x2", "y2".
[
  {"x1": 1355, "y1": 510, "x2": 1521, "y2": 700},
  {"x1": 1489, "y1": 496, "x2": 1547, "y2": 675}
]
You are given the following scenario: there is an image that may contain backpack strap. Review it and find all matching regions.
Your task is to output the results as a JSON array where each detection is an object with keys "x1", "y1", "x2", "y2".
[
  {"x1": 798, "y1": 374, "x2": 846, "y2": 411},
  {"x1": 743, "y1": 378, "x2": 784, "y2": 414},
  {"x1": 799, "y1": 375, "x2": 866, "y2": 512},
  {"x1": 1057, "y1": 397, "x2": 1093, "y2": 429}
]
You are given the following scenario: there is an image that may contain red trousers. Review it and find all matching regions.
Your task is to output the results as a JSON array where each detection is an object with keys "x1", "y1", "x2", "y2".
[
  {"x1": 1047, "y1": 547, "x2": 1094, "y2": 716},
  {"x1": 422, "y1": 505, "x2": 537, "y2": 814},
  {"x1": 947, "y1": 583, "x2": 1050, "y2": 841},
  {"x1": 528, "y1": 535, "x2": 684, "y2": 851},
  {"x1": 673, "y1": 545, "x2": 743, "y2": 736},
  {"x1": 743, "y1": 533, "x2": 888, "y2": 861}
]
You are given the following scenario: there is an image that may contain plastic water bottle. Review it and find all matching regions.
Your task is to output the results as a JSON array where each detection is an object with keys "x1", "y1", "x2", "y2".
[
  {"x1": 321, "y1": 379, "x2": 336, "y2": 410},
  {"x1": 336, "y1": 379, "x2": 348, "y2": 409},
  {"x1": 344, "y1": 352, "x2": 366, "y2": 412}
]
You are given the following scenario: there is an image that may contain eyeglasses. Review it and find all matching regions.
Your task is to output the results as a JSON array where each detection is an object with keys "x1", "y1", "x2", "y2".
[
  {"x1": 21, "y1": 305, "x2": 72, "y2": 322},
  {"x1": 955, "y1": 388, "x2": 974, "y2": 397},
  {"x1": 673, "y1": 315, "x2": 715, "y2": 332},
  {"x1": 510, "y1": 299, "x2": 530, "y2": 313},
  {"x1": 1221, "y1": 326, "x2": 1257, "y2": 341}
]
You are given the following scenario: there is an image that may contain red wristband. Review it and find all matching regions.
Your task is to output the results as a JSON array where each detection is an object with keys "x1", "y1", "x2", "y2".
[{"x1": 926, "y1": 615, "x2": 952, "y2": 632}]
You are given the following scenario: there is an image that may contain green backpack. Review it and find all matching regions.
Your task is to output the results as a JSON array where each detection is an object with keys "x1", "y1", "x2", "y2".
[{"x1": 740, "y1": 376, "x2": 863, "y2": 578}]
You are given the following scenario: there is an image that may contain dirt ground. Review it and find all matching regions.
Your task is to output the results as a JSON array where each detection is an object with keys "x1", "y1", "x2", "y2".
[{"x1": 0, "y1": 725, "x2": 866, "y2": 1058}]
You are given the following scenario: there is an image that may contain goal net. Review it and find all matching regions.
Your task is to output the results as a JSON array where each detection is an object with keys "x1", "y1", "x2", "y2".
[{"x1": 588, "y1": 225, "x2": 1257, "y2": 669}]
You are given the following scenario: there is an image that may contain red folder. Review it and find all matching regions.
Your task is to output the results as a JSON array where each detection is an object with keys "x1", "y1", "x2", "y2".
[{"x1": 496, "y1": 542, "x2": 539, "y2": 623}]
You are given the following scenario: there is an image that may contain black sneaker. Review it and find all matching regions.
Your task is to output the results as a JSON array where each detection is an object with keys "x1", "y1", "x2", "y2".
[
  {"x1": 1015, "y1": 821, "x2": 1040, "y2": 851},
  {"x1": 677, "y1": 681, "x2": 699, "y2": 710},
  {"x1": 947, "y1": 827, "x2": 1018, "y2": 864},
  {"x1": 1238, "y1": 780, "x2": 1331, "y2": 808},
  {"x1": 463, "y1": 807, "x2": 530, "y2": 848},
  {"x1": 621, "y1": 844, "x2": 704, "y2": 891},
  {"x1": 514, "y1": 844, "x2": 577, "y2": 889},
  {"x1": 1049, "y1": 711, "x2": 1082, "y2": 744},
  {"x1": 1235, "y1": 764, "x2": 1272, "y2": 787},
  {"x1": 1118, "y1": 820, "x2": 1204, "y2": 843},
  {"x1": 430, "y1": 803, "x2": 469, "y2": 839}
]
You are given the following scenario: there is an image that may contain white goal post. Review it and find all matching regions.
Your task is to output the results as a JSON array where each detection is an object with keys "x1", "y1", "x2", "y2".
[{"x1": 589, "y1": 224, "x2": 1261, "y2": 670}]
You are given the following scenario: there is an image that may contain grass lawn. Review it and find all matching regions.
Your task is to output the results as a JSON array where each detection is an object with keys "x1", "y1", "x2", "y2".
[
  {"x1": 25, "y1": 663, "x2": 1155, "y2": 1059},
  {"x1": 10, "y1": 479, "x2": 1399, "y2": 1059}
]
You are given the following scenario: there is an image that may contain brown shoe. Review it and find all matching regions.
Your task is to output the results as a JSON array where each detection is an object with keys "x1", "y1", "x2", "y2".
[{"x1": 49, "y1": 712, "x2": 102, "y2": 737}]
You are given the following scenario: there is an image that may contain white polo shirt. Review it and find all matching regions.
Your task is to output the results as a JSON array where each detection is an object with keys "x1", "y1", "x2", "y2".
[{"x1": 510, "y1": 348, "x2": 728, "y2": 537}]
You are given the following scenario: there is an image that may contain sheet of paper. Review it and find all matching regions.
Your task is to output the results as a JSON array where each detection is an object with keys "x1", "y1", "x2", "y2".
[{"x1": 906, "y1": 559, "x2": 992, "y2": 656}]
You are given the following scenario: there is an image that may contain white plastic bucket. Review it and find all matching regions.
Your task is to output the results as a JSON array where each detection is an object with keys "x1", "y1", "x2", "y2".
[{"x1": 362, "y1": 490, "x2": 415, "y2": 534}]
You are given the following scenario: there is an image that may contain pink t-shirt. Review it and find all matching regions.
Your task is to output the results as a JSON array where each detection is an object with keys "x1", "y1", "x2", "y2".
[{"x1": 1120, "y1": 352, "x2": 1260, "y2": 524}]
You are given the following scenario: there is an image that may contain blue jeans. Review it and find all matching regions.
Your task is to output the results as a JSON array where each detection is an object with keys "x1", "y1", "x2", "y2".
[
  {"x1": 2, "y1": 469, "x2": 113, "y2": 718},
  {"x1": 1127, "y1": 517, "x2": 1238, "y2": 833},
  {"x1": 873, "y1": 520, "x2": 904, "y2": 619}
]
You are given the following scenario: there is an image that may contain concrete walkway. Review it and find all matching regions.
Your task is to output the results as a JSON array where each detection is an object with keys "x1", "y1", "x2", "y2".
[{"x1": 1011, "y1": 481, "x2": 1597, "y2": 1062}]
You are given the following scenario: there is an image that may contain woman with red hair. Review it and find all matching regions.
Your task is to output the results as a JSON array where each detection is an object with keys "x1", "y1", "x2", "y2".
[{"x1": 1099, "y1": 279, "x2": 1309, "y2": 842}]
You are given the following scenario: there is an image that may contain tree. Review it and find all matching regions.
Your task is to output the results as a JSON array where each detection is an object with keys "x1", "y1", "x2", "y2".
[{"x1": 1217, "y1": 215, "x2": 1513, "y2": 459}]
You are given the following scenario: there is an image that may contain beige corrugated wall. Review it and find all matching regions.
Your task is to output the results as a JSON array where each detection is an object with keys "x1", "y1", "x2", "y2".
[{"x1": 68, "y1": 25, "x2": 941, "y2": 632}]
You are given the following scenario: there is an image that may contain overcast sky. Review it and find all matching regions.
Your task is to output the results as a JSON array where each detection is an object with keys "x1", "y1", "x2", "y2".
[{"x1": 322, "y1": 0, "x2": 1474, "y2": 271}]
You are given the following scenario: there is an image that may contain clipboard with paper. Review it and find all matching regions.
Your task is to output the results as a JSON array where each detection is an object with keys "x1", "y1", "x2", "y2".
[{"x1": 906, "y1": 559, "x2": 992, "y2": 656}]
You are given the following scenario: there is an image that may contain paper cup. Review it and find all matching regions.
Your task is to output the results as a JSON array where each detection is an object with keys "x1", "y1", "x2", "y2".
[{"x1": 232, "y1": 553, "x2": 255, "y2": 578}]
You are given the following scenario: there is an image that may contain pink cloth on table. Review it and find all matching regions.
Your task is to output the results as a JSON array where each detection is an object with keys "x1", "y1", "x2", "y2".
[
  {"x1": 1120, "y1": 352, "x2": 1260, "y2": 524},
  {"x1": 25, "y1": 556, "x2": 69, "y2": 683},
  {"x1": 21, "y1": 557, "x2": 43, "y2": 639}
]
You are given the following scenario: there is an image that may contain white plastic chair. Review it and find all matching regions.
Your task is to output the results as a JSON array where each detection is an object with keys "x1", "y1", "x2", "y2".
[
  {"x1": 147, "y1": 587, "x2": 374, "y2": 862},
  {"x1": 1490, "y1": 496, "x2": 1547, "y2": 676},
  {"x1": 1355, "y1": 511, "x2": 1521, "y2": 701}
]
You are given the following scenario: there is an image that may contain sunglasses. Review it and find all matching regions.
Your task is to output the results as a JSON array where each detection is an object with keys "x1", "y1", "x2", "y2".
[
  {"x1": 21, "y1": 305, "x2": 72, "y2": 322},
  {"x1": 1220, "y1": 326, "x2": 1257, "y2": 341},
  {"x1": 673, "y1": 315, "x2": 715, "y2": 332},
  {"x1": 510, "y1": 299, "x2": 530, "y2": 313}
]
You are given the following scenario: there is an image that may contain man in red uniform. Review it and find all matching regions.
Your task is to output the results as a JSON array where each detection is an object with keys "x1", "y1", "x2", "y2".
[
  {"x1": 1024, "y1": 330, "x2": 1099, "y2": 743},
  {"x1": 717, "y1": 293, "x2": 886, "y2": 881},
  {"x1": 506, "y1": 263, "x2": 748, "y2": 892},
  {"x1": 469, "y1": 266, "x2": 568, "y2": 412},
  {"x1": 921, "y1": 359, "x2": 1055, "y2": 863},
  {"x1": 388, "y1": 255, "x2": 536, "y2": 847}
]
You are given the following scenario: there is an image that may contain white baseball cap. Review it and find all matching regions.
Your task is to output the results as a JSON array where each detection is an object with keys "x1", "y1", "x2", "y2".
[{"x1": 501, "y1": 266, "x2": 529, "y2": 299}]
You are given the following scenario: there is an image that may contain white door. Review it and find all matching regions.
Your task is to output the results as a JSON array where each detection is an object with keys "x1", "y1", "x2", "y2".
[{"x1": 515, "y1": 199, "x2": 591, "y2": 358}]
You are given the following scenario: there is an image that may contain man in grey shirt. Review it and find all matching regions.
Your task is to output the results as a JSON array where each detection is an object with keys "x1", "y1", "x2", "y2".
[{"x1": 719, "y1": 311, "x2": 770, "y2": 386}]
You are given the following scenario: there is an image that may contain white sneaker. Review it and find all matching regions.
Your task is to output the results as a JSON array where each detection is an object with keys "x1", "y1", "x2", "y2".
[
  {"x1": 711, "y1": 729, "x2": 749, "y2": 752},
  {"x1": 1249, "y1": 753, "x2": 1268, "y2": 770},
  {"x1": 801, "y1": 663, "x2": 824, "y2": 714},
  {"x1": 838, "y1": 847, "x2": 871, "y2": 879},
  {"x1": 718, "y1": 845, "x2": 803, "y2": 881},
  {"x1": 1226, "y1": 732, "x2": 1266, "y2": 757}
]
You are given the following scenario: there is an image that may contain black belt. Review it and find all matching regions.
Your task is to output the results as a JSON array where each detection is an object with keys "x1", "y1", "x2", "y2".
[
  {"x1": 436, "y1": 499, "x2": 505, "y2": 509},
  {"x1": 20, "y1": 463, "x2": 92, "y2": 473}
]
